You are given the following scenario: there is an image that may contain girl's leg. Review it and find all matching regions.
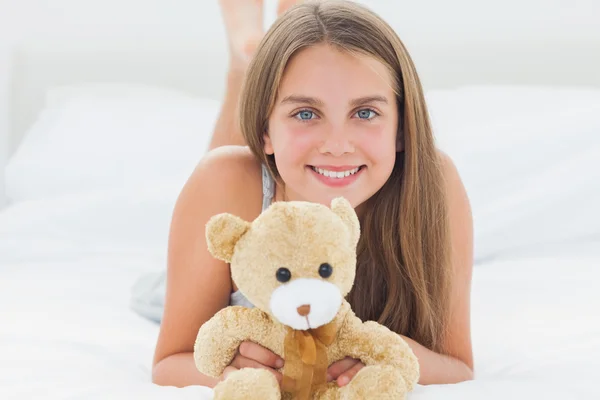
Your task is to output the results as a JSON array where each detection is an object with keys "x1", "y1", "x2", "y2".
[
  {"x1": 209, "y1": 0, "x2": 302, "y2": 150},
  {"x1": 208, "y1": 67, "x2": 251, "y2": 150},
  {"x1": 209, "y1": 0, "x2": 264, "y2": 150}
]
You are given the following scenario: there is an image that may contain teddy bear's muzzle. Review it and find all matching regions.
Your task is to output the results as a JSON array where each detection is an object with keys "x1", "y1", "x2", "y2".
[{"x1": 269, "y1": 278, "x2": 342, "y2": 331}]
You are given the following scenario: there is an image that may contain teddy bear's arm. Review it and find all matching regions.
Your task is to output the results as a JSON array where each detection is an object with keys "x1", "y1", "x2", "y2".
[
  {"x1": 336, "y1": 315, "x2": 420, "y2": 390},
  {"x1": 193, "y1": 306, "x2": 276, "y2": 378}
]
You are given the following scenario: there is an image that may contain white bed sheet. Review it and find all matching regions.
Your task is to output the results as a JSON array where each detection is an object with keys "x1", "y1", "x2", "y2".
[
  {"x1": 1, "y1": 190, "x2": 599, "y2": 400},
  {"x1": 1, "y1": 84, "x2": 599, "y2": 399}
]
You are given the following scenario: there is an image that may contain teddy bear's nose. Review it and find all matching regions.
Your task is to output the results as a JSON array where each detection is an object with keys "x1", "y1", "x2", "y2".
[{"x1": 297, "y1": 305, "x2": 311, "y2": 316}]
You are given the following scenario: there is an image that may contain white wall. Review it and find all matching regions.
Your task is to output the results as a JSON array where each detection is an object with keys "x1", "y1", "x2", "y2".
[
  {"x1": 0, "y1": 5, "x2": 13, "y2": 207},
  {"x1": 3, "y1": 0, "x2": 599, "y2": 42},
  {"x1": 2, "y1": 0, "x2": 599, "y2": 89}
]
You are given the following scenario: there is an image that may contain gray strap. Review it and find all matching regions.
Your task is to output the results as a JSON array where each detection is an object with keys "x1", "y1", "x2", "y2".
[{"x1": 261, "y1": 164, "x2": 275, "y2": 211}]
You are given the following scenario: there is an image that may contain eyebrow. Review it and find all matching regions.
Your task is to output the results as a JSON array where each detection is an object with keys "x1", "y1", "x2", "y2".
[
  {"x1": 350, "y1": 95, "x2": 389, "y2": 108},
  {"x1": 280, "y1": 95, "x2": 389, "y2": 108}
]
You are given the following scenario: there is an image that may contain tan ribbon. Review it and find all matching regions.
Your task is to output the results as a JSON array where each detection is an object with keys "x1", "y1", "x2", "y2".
[{"x1": 281, "y1": 323, "x2": 338, "y2": 400}]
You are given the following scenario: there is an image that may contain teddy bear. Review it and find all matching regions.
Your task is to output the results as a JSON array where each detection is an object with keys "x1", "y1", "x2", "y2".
[{"x1": 194, "y1": 197, "x2": 419, "y2": 400}]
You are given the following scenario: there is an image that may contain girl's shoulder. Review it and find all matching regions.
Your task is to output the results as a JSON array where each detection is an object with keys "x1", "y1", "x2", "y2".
[{"x1": 184, "y1": 145, "x2": 265, "y2": 222}]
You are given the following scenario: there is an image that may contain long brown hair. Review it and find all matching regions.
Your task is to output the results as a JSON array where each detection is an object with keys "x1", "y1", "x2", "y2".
[{"x1": 239, "y1": 0, "x2": 452, "y2": 353}]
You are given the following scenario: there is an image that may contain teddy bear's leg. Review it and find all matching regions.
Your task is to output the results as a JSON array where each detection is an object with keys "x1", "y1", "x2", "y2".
[
  {"x1": 338, "y1": 365, "x2": 407, "y2": 400},
  {"x1": 213, "y1": 368, "x2": 281, "y2": 400}
]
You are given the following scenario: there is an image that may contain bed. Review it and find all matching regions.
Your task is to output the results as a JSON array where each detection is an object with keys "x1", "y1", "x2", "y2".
[{"x1": 1, "y1": 0, "x2": 600, "y2": 399}]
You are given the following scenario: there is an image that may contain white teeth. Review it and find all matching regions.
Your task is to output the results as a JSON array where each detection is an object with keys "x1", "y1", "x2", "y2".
[{"x1": 312, "y1": 166, "x2": 361, "y2": 178}]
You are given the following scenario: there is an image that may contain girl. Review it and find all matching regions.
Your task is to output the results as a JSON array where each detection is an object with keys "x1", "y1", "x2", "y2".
[{"x1": 152, "y1": 0, "x2": 474, "y2": 389}]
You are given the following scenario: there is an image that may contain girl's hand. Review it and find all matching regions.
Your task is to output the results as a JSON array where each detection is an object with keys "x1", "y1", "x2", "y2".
[
  {"x1": 327, "y1": 357, "x2": 365, "y2": 387},
  {"x1": 221, "y1": 341, "x2": 285, "y2": 385}
]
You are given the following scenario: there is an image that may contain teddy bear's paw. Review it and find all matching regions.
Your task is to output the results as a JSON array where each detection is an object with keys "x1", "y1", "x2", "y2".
[
  {"x1": 213, "y1": 368, "x2": 281, "y2": 400},
  {"x1": 310, "y1": 383, "x2": 341, "y2": 400},
  {"x1": 339, "y1": 365, "x2": 408, "y2": 400}
]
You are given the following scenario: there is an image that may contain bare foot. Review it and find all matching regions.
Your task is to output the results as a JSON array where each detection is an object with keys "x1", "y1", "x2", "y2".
[
  {"x1": 277, "y1": 0, "x2": 304, "y2": 16},
  {"x1": 219, "y1": 0, "x2": 264, "y2": 69}
]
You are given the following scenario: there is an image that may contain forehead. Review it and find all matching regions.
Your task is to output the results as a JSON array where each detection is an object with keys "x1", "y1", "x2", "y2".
[{"x1": 277, "y1": 43, "x2": 395, "y2": 101}]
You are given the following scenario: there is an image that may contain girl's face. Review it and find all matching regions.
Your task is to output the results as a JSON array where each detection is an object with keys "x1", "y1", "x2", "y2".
[{"x1": 265, "y1": 43, "x2": 400, "y2": 209}]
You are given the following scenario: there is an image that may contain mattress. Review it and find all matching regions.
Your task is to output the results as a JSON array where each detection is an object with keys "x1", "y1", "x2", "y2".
[{"x1": 1, "y1": 84, "x2": 599, "y2": 399}]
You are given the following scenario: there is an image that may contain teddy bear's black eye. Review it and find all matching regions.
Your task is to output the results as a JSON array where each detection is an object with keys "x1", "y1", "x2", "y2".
[
  {"x1": 276, "y1": 267, "x2": 292, "y2": 283},
  {"x1": 319, "y1": 263, "x2": 333, "y2": 278}
]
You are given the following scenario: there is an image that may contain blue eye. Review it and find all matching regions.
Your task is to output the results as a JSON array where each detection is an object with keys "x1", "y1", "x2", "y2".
[
  {"x1": 295, "y1": 110, "x2": 315, "y2": 121},
  {"x1": 356, "y1": 109, "x2": 377, "y2": 120}
]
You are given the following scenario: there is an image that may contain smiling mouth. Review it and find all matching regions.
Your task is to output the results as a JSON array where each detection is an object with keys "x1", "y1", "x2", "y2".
[{"x1": 309, "y1": 165, "x2": 365, "y2": 179}]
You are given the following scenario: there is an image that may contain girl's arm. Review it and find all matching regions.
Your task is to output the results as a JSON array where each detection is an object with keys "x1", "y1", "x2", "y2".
[
  {"x1": 399, "y1": 335, "x2": 473, "y2": 385},
  {"x1": 151, "y1": 146, "x2": 264, "y2": 388},
  {"x1": 152, "y1": 352, "x2": 219, "y2": 388},
  {"x1": 409, "y1": 151, "x2": 474, "y2": 385}
]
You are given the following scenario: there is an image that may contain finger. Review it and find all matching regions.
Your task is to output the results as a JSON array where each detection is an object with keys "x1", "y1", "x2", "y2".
[
  {"x1": 239, "y1": 341, "x2": 285, "y2": 369},
  {"x1": 337, "y1": 362, "x2": 365, "y2": 387},
  {"x1": 230, "y1": 355, "x2": 283, "y2": 384},
  {"x1": 230, "y1": 354, "x2": 266, "y2": 370},
  {"x1": 221, "y1": 366, "x2": 238, "y2": 381},
  {"x1": 327, "y1": 357, "x2": 359, "y2": 381}
]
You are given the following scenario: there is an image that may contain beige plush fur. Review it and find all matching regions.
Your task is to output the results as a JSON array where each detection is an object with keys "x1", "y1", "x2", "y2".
[{"x1": 194, "y1": 197, "x2": 419, "y2": 399}]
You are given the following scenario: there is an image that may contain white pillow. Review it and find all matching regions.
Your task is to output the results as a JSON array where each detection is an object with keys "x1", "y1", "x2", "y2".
[
  {"x1": 426, "y1": 85, "x2": 600, "y2": 138},
  {"x1": 0, "y1": 180, "x2": 183, "y2": 263},
  {"x1": 4, "y1": 84, "x2": 220, "y2": 203},
  {"x1": 426, "y1": 86, "x2": 600, "y2": 261}
]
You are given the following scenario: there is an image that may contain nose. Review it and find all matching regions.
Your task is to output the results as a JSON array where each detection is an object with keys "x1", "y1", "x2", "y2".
[
  {"x1": 297, "y1": 304, "x2": 311, "y2": 316},
  {"x1": 319, "y1": 125, "x2": 354, "y2": 156}
]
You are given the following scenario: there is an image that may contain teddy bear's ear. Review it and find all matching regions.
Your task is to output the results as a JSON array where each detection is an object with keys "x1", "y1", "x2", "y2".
[
  {"x1": 205, "y1": 213, "x2": 251, "y2": 263},
  {"x1": 330, "y1": 197, "x2": 360, "y2": 248}
]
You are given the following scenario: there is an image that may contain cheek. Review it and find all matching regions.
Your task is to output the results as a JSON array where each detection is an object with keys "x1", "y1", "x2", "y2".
[
  {"x1": 356, "y1": 122, "x2": 397, "y2": 162},
  {"x1": 270, "y1": 121, "x2": 320, "y2": 162}
]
